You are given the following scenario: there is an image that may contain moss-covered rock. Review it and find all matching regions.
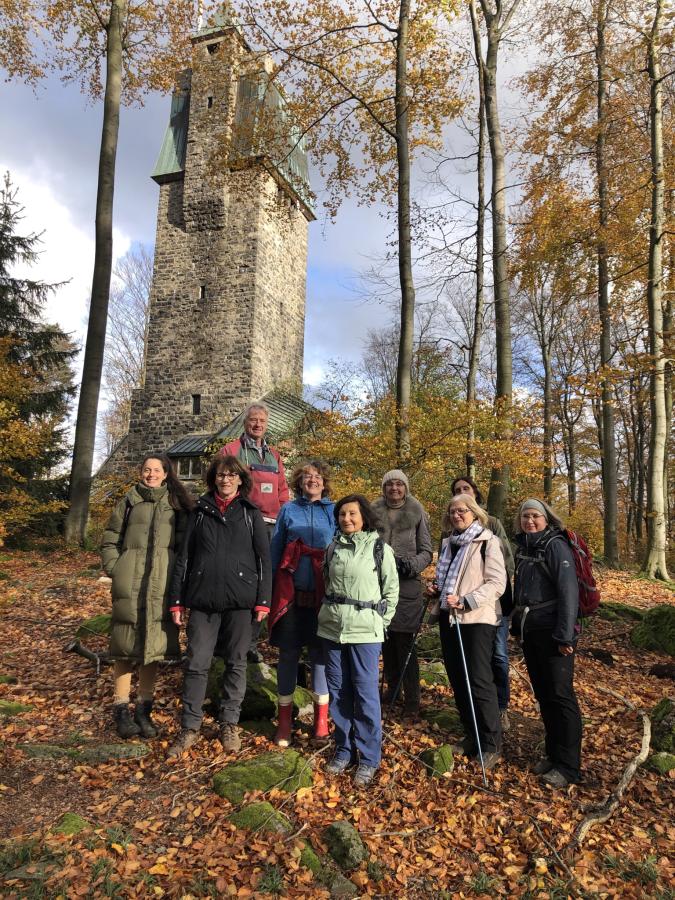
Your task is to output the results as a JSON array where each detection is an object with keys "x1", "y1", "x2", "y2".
[
  {"x1": 0, "y1": 699, "x2": 33, "y2": 717},
  {"x1": 651, "y1": 697, "x2": 675, "y2": 753},
  {"x1": 324, "y1": 821, "x2": 366, "y2": 870},
  {"x1": 76, "y1": 613, "x2": 112, "y2": 637},
  {"x1": 419, "y1": 661, "x2": 449, "y2": 686},
  {"x1": 421, "y1": 705, "x2": 461, "y2": 733},
  {"x1": 228, "y1": 801, "x2": 292, "y2": 834},
  {"x1": 207, "y1": 660, "x2": 313, "y2": 720},
  {"x1": 598, "y1": 601, "x2": 645, "y2": 623},
  {"x1": 0, "y1": 674, "x2": 17, "y2": 684},
  {"x1": 417, "y1": 630, "x2": 442, "y2": 657},
  {"x1": 213, "y1": 749, "x2": 313, "y2": 804},
  {"x1": 239, "y1": 719, "x2": 276, "y2": 738},
  {"x1": 631, "y1": 605, "x2": 675, "y2": 657},
  {"x1": 18, "y1": 742, "x2": 150, "y2": 762},
  {"x1": 420, "y1": 744, "x2": 454, "y2": 777},
  {"x1": 645, "y1": 752, "x2": 675, "y2": 775},
  {"x1": 52, "y1": 813, "x2": 91, "y2": 836},
  {"x1": 299, "y1": 844, "x2": 323, "y2": 877},
  {"x1": 329, "y1": 874, "x2": 359, "y2": 897}
]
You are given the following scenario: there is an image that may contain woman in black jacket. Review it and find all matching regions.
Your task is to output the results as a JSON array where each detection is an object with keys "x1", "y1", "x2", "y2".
[
  {"x1": 513, "y1": 499, "x2": 581, "y2": 787},
  {"x1": 167, "y1": 455, "x2": 272, "y2": 757}
]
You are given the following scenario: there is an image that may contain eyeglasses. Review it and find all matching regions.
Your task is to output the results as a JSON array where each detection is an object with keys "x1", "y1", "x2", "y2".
[
  {"x1": 521, "y1": 513, "x2": 545, "y2": 521},
  {"x1": 450, "y1": 508, "x2": 471, "y2": 516},
  {"x1": 303, "y1": 473, "x2": 323, "y2": 480},
  {"x1": 216, "y1": 472, "x2": 240, "y2": 480}
]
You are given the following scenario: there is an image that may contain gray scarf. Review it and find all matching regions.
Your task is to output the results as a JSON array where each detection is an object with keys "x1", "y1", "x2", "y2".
[{"x1": 436, "y1": 520, "x2": 483, "y2": 608}]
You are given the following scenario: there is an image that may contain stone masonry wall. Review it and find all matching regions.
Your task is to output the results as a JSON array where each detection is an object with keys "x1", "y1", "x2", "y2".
[{"x1": 122, "y1": 25, "x2": 310, "y2": 465}]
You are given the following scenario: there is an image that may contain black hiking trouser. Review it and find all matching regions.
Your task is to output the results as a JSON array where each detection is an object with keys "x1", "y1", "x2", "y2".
[
  {"x1": 439, "y1": 615, "x2": 501, "y2": 754},
  {"x1": 181, "y1": 609, "x2": 251, "y2": 730},
  {"x1": 382, "y1": 631, "x2": 420, "y2": 710},
  {"x1": 523, "y1": 628, "x2": 582, "y2": 782}
]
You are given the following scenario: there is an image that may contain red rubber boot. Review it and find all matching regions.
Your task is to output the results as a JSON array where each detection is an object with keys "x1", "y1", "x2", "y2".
[
  {"x1": 273, "y1": 697, "x2": 293, "y2": 747},
  {"x1": 313, "y1": 692, "x2": 330, "y2": 743}
]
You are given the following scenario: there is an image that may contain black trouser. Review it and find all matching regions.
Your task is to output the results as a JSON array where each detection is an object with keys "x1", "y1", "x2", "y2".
[
  {"x1": 248, "y1": 520, "x2": 275, "y2": 656},
  {"x1": 182, "y1": 609, "x2": 251, "y2": 730},
  {"x1": 439, "y1": 614, "x2": 501, "y2": 754},
  {"x1": 523, "y1": 629, "x2": 582, "y2": 782},
  {"x1": 382, "y1": 631, "x2": 420, "y2": 710}
]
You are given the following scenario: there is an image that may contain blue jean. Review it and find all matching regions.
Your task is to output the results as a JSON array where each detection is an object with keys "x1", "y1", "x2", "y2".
[
  {"x1": 322, "y1": 640, "x2": 382, "y2": 768},
  {"x1": 277, "y1": 644, "x2": 328, "y2": 696},
  {"x1": 492, "y1": 616, "x2": 511, "y2": 711}
]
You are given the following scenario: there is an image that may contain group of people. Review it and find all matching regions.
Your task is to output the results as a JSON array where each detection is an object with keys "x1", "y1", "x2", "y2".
[{"x1": 101, "y1": 402, "x2": 583, "y2": 789}]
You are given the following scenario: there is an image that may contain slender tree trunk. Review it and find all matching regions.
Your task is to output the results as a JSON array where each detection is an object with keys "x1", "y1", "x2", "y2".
[
  {"x1": 595, "y1": 0, "x2": 618, "y2": 564},
  {"x1": 65, "y1": 0, "x2": 126, "y2": 544},
  {"x1": 636, "y1": 394, "x2": 646, "y2": 545},
  {"x1": 542, "y1": 348, "x2": 553, "y2": 502},
  {"x1": 466, "y1": 0, "x2": 487, "y2": 479},
  {"x1": 663, "y1": 188, "x2": 673, "y2": 540},
  {"x1": 394, "y1": 0, "x2": 414, "y2": 462},
  {"x1": 642, "y1": 0, "x2": 669, "y2": 579},
  {"x1": 477, "y1": 0, "x2": 519, "y2": 519}
]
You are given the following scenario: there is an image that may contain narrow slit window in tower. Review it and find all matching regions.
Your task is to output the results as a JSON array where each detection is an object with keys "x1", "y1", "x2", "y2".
[
  {"x1": 192, "y1": 394, "x2": 201, "y2": 415},
  {"x1": 207, "y1": 95, "x2": 213, "y2": 109},
  {"x1": 199, "y1": 284, "x2": 206, "y2": 300}
]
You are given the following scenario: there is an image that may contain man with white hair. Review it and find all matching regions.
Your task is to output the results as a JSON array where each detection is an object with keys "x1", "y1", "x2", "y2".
[{"x1": 220, "y1": 402, "x2": 290, "y2": 660}]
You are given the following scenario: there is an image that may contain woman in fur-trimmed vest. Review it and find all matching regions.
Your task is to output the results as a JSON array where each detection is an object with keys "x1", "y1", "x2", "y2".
[{"x1": 372, "y1": 470, "x2": 433, "y2": 717}]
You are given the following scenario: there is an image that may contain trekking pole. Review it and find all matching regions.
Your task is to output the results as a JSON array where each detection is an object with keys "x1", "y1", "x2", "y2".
[
  {"x1": 452, "y1": 610, "x2": 487, "y2": 787},
  {"x1": 388, "y1": 592, "x2": 433, "y2": 715}
]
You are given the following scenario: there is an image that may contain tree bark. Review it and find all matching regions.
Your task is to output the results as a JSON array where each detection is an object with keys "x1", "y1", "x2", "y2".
[
  {"x1": 466, "y1": 0, "x2": 487, "y2": 480},
  {"x1": 595, "y1": 0, "x2": 618, "y2": 564},
  {"x1": 642, "y1": 0, "x2": 669, "y2": 580},
  {"x1": 394, "y1": 0, "x2": 414, "y2": 462},
  {"x1": 476, "y1": 0, "x2": 520, "y2": 520},
  {"x1": 542, "y1": 347, "x2": 553, "y2": 502},
  {"x1": 64, "y1": 0, "x2": 126, "y2": 544}
]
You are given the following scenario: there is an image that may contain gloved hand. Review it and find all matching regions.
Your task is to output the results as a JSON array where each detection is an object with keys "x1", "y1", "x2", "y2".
[{"x1": 395, "y1": 557, "x2": 414, "y2": 578}]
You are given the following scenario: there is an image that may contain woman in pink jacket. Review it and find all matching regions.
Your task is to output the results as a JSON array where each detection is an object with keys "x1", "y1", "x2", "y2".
[{"x1": 433, "y1": 494, "x2": 506, "y2": 770}]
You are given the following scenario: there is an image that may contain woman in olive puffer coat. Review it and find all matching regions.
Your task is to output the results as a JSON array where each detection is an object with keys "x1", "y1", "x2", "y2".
[{"x1": 101, "y1": 454, "x2": 194, "y2": 739}]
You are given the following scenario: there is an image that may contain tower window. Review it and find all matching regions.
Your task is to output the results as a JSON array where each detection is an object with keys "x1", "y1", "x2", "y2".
[
  {"x1": 192, "y1": 394, "x2": 201, "y2": 415},
  {"x1": 207, "y1": 42, "x2": 219, "y2": 55},
  {"x1": 199, "y1": 284, "x2": 206, "y2": 300},
  {"x1": 207, "y1": 95, "x2": 214, "y2": 109}
]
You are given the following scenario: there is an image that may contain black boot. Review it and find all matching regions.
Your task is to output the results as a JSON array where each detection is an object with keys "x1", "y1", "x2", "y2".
[
  {"x1": 134, "y1": 700, "x2": 159, "y2": 738},
  {"x1": 113, "y1": 703, "x2": 141, "y2": 739}
]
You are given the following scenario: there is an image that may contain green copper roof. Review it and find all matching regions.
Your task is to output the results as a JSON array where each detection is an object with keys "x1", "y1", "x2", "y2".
[
  {"x1": 151, "y1": 90, "x2": 189, "y2": 183},
  {"x1": 151, "y1": 71, "x2": 313, "y2": 214},
  {"x1": 214, "y1": 392, "x2": 314, "y2": 443}
]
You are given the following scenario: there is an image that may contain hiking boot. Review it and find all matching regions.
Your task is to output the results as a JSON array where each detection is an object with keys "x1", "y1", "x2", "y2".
[
  {"x1": 167, "y1": 728, "x2": 199, "y2": 758},
  {"x1": 480, "y1": 751, "x2": 501, "y2": 771},
  {"x1": 452, "y1": 736, "x2": 477, "y2": 758},
  {"x1": 500, "y1": 709, "x2": 510, "y2": 732},
  {"x1": 541, "y1": 768, "x2": 571, "y2": 788},
  {"x1": 353, "y1": 764, "x2": 377, "y2": 787},
  {"x1": 532, "y1": 757, "x2": 553, "y2": 775},
  {"x1": 113, "y1": 703, "x2": 141, "y2": 739},
  {"x1": 219, "y1": 723, "x2": 241, "y2": 752},
  {"x1": 134, "y1": 700, "x2": 159, "y2": 738},
  {"x1": 325, "y1": 756, "x2": 352, "y2": 775},
  {"x1": 312, "y1": 696, "x2": 330, "y2": 744}
]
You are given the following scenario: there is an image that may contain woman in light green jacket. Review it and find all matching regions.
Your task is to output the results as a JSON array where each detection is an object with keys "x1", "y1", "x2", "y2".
[
  {"x1": 101, "y1": 454, "x2": 193, "y2": 739},
  {"x1": 318, "y1": 494, "x2": 398, "y2": 787}
]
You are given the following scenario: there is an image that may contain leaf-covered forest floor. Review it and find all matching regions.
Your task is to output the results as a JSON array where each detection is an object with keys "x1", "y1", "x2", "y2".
[{"x1": 0, "y1": 547, "x2": 673, "y2": 899}]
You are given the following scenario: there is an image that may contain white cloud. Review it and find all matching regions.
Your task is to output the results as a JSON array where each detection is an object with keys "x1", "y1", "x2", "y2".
[{"x1": 2, "y1": 162, "x2": 131, "y2": 347}]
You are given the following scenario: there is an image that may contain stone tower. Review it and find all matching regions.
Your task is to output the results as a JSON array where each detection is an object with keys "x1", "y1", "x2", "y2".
[{"x1": 124, "y1": 17, "x2": 314, "y2": 461}]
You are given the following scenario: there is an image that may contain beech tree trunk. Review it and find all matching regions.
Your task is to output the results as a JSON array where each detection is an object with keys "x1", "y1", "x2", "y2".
[
  {"x1": 476, "y1": 0, "x2": 520, "y2": 520},
  {"x1": 394, "y1": 0, "x2": 415, "y2": 462},
  {"x1": 542, "y1": 347, "x2": 553, "y2": 502},
  {"x1": 65, "y1": 0, "x2": 126, "y2": 544},
  {"x1": 466, "y1": 0, "x2": 487, "y2": 479},
  {"x1": 595, "y1": 0, "x2": 619, "y2": 564},
  {"x1": 642, "y1": 0, "x2": 669, "y2": 580}
]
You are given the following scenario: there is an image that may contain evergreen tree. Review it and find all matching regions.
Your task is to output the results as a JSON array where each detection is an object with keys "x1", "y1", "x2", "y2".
[{"x1": 0, "y1": 172, "x2": 76, "y2": 542}]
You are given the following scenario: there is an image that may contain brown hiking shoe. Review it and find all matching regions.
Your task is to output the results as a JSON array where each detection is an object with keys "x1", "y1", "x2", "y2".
[
  {"x1": 167, "y1": 728, "x2": 199, "y2": 758},
  {"x1": 219, "y1": 723, "x2": 241, "y2": 752}
]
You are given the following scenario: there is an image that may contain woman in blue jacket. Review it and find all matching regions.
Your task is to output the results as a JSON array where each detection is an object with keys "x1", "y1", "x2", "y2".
[{"x1": 269, "y1": 460, "x2": 335, "y2": 746}]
